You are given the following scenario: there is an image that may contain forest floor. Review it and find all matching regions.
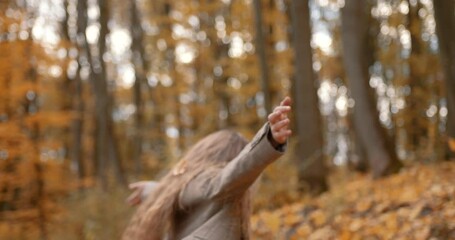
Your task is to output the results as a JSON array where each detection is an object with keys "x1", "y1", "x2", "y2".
[
  {"x1": 1, "y1": 162, "x2": 454, "y2": 240},
  {"x1": 251, "y1": 162, "x2": 455, "y2": 240}
]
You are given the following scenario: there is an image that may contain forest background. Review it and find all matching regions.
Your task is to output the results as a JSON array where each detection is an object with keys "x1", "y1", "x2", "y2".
[{"x1": 0, "y1": 0, "x2": 454, "y2": 239}]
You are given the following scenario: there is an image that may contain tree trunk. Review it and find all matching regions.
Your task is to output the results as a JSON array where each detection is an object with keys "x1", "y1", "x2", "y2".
[
  {"x1": 86, "y1": 0, "x2": 126, "y2": 188},
  {"x1": 19, "y1": 2, "x2": 48, "y2": 236},
  {"x1": 130, "y1": 0, "x2": 146, "y2": 175},
  {"x1": 289, "y1": 0, "x2": 327, "y2": 194},
  {"x1": 90, "y1": 0, "x2": 109, "y2": 189},
  {"x1": 348, "y1": 115, "x2": 369, "y2": 172},
  {"x1": 24, "y1": 31, "x2": 47, "y2": 239},
  {"x1": 100, "y1": 0, "x2": 126, "y2": 186},
  {"x1": 253, "y1": 0, "x2": 272, "y2": 114},
  {"x1": 72, "y1": 0, "x2": 87, "y2": 180},
  {"x1": 406, "y1": 0, "x2": 426, "y2": 159},
  {"x1": 31, "y1": 61, "x2": 47, "y2": 240},
  {"x1": 341, "y1": 0, "x2": 402, "y2": 177},
  {"x1": 78, "y1": 0, "x2": 101, "y2": 184},
  {"x1": 433, "y1": 0, "x2": 455, "y2": 158},
  {"x1": 107, "y1": 118, "x2": 126, "y2": 185}
]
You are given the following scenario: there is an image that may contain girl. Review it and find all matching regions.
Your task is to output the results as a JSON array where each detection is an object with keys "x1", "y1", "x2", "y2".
[{"x1": 122, "y1": 97, "x2": 292, "y2": 240}]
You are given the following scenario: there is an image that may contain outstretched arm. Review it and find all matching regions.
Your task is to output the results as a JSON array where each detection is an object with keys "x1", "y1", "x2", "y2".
[{"x1": 179, "y1": 97, "x2": 292, "y2": 207}]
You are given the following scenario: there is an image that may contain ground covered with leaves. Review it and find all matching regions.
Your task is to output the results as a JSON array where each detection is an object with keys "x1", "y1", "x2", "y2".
[{"x1": 251, "y1": 162, "x2": 455, "y2": 240}]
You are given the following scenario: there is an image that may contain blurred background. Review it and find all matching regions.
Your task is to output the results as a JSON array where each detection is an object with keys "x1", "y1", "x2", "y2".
[{"x1": 0, "y1": 0, "x2": 454, "y2": 239}]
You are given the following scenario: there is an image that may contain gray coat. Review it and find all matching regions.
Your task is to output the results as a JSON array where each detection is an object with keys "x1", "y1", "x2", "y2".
[{"x1": 172, "y1": 124, "x2": 285, "y2": 240}]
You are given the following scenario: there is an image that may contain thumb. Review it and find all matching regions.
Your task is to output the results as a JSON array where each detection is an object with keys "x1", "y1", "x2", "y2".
[{"x1": 280, "y1": 97, "x2": 292, "y2": 107}]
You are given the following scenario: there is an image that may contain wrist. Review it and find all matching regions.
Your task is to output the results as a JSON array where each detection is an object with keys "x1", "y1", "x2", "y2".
[{"x1": 267, "y1": 128, "x2": 285, "y2": 150}]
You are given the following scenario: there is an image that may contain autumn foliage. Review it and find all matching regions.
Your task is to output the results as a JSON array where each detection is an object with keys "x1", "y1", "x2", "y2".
[
  {"x1": 1, "y1": 0, "x2": 455, "y2": 239},
  {"x1": 252, "y1": 162, "x2": 455, "y2": 239}
]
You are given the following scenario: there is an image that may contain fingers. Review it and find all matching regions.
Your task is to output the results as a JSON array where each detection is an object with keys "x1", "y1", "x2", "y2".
[
  {"x1": 269, "y1": 97, "x2": 292, "y2": 144},
  {"x1": 273, "y1": 129, "x2": 292, "y2": 143},
  {"x1": 129, "y1": 183, "x2": 139, "y2": 190},
  {"x1": 280, "y1": 96, "x2": 292, "y2": 107},
  {"x1": 126, "y1": 191, "x2": 141, "y2": 206},
  {"x1": 127, "y1": 181, "x2": 148, "y2": 206},
  {"x1": 274, "y1": 106, "x2": 291, "y2": 113},
  {"x1": 271, "y1": 118, "x2": 291, "y2": 144},
  {"x1": 128, "y1": 181, "x2": 147, "y2": 190},
  {"x1": 271, "y1": 118, "x2": 290, "y2": 133},
  {"x1": 268, "y1": 106, "x2": 291, "y2": 124}
]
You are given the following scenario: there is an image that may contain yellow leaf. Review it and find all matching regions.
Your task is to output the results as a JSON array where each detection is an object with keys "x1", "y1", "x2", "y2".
[
  {"x1": 355, "y1": 199, "x2": 373, "y2": 212},
  {"x1": 260, "y1": 211, "x2": 281, "y2": 233},
  {"x1": 449, "y1": 137, "x2": 455, "y2": 152},
  {"x1": 349, "y1": 219, "x2": 363, "y2": 232},
  {"x1": 284, "y1": 214, "x2": 302, "y2": 226},
  {"x1": 310, "y1": 210, "x2": 327, "y2": 227},
  {"x1": 339, "y1": 230, "x2": 352, "y2": 240},
  {"x1": 293, "y1": 224, "x2": 311, "y2": 238},
  {"x1": 414, "y1": 225, "x2": 431, "y2": 240}
]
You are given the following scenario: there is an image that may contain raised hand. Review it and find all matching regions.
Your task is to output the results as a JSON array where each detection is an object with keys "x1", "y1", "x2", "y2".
[
  {"x1": 267, "y1": 97, "x2": 292, "y2": 144},
  {"x1": 126, "y1": 181, "x2": 152, "y2": 206}
]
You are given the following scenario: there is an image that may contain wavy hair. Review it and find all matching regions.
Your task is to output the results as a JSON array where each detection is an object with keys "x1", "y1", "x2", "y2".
[{"x1": 122, "y1": 130, "x2": 249, "y2": 240}]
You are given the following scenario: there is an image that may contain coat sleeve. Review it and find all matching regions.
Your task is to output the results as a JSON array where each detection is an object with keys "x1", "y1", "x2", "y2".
[{"x1": 179, "y1": 123, "x2": 285, "y2": 208}]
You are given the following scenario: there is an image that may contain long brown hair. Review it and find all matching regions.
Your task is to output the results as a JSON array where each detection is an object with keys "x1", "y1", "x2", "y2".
[{"x1": 122, "y1": 130, "x2": 249, "y2": 240}]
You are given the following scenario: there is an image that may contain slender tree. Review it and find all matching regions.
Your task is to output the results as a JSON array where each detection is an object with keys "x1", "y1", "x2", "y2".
[
  {"x1": 102, "y1": 0, "x2": 126, "y2": 186},
  {"x1": 21, "y1": 1, "x2": 47, "y2": 237},
  {"x1": 406, "y1": 0, "x2": 428, "y2": 158},
  {"x1": 130, "y1": 0, "x2": 146, "y2": 175},
  {"x1": 290, "y1": 0, "x2": 327, "y2": 193},
  {"x1": 142, "y1": 0, "x2": 171, "y2": 164},
  {"x1": 341, "y1": 0, "x2": 402, "y2": 177},
  {"x1": 253, "y1": 0, "x2": 272, "y2": 113},
  {"x1": 86, "y1": 0, "x2": 126, "y2": 187},
  {"x1": 433, "y1": 0, "x2": 455, "y2": 158},
  {"x1": 71, "y1": 0, "x2": 87, "y2": 180}
]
